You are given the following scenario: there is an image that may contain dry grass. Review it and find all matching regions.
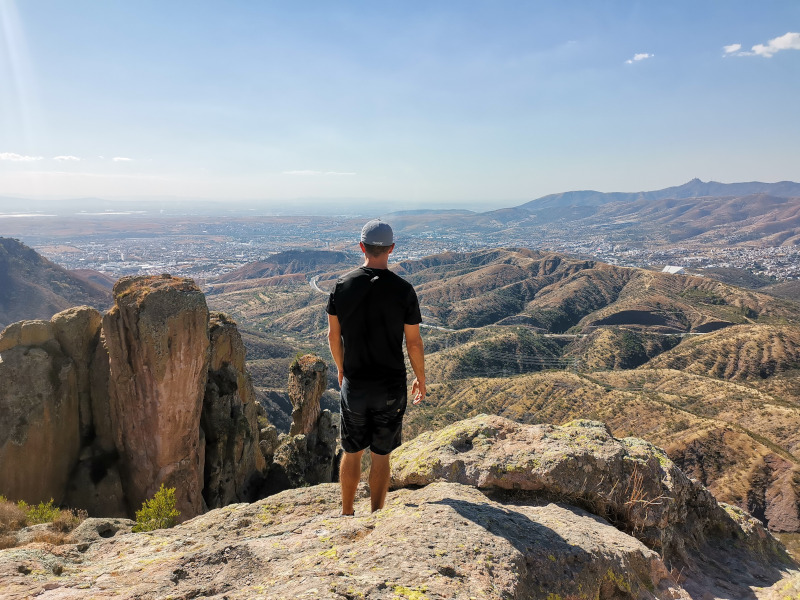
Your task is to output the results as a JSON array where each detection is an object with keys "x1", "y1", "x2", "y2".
[
  {"x1": 0, "y1": 500, "x2": 27, "y2": 533},
  {"x1": 29, "y1": 530, "x2": 68, "y2": 545},
  {"x1": 51, "y1": 508, "x2": 88, "y2": 533},
  {"x1": 0, "y1": 534, "x2": 17, "y2": 549}
]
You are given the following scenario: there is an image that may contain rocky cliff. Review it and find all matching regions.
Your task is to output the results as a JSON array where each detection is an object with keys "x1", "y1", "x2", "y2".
[
  {"x1": 1, "y1": 416, "x2": 797, "y2": 599},
  {"x1": 0, "y1": 275, "x2": 337, "y2": 521}
]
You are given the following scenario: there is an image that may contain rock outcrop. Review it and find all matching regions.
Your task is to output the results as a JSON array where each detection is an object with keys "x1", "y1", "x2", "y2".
[
  {"x1": 1, "y1": 276, "x2": 277, "y2": 521},
  {"x1": 202, "y1": 312, "x2": 266, "y2": 508},
  {"x1": 0, "y1": 319, "x2": 81, "y2": 505},
  {"x1": 392, "y1": 415, "x2": 792, "y2": 595},
  {"x1": 288, "y1": 354, "x2": 327, "y2": 436},
  {"x1": 2, "y1": 419, "x2": 797, "y2": 599},
  {"x1": 264, "y1": 354, "x2": 341, "y2": 494},
  {"x1": 103, "y1": 275, "x2": 211, "y2": 519}
]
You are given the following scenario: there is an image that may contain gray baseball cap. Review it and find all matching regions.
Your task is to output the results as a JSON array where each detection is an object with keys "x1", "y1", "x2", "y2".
[{"x1": 360, "y1": 219, "x2": 394, "y2": 246}]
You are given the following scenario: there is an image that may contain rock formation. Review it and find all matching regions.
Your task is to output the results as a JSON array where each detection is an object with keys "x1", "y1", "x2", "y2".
[
  {"x1": 264, "y1": 354, "x2": 341, "y2": 493},
  {"x1": 1, "y1": 275, "x2": 277, "y2": 522},
  {"x1": 103, "y1": 275, "x2": 211, "y2": 519},
  {"x1": 202, "y1": 312, "x2": 266, "y2": 508},
  {"x1": 2, "y1": 417, "x2": 797, "y2": 599},
  {"x1": 0, "y1": 319, "x2": 81, "y2": 505},
  {"x1": 288, "y1": 354, "x2": 327, "y2": 436}
]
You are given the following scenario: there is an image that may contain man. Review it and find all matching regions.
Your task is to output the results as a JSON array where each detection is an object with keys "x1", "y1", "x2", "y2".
[{"x1": 326, "y1": 219, "x2": 426, "y2": 515}]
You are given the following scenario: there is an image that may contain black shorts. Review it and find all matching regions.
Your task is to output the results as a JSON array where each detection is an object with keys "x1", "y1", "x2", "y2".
[{"x1": 339, "y1": 377, "x2": 407, "y2": 455}]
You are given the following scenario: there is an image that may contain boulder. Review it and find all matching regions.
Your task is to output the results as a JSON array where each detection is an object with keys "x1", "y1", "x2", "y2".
[
  {"x1": 391, "y1": 415, "x2": 784, "y2": 566},
  {"x1": 103, "y1": 275, "x2": 210, "y2": 519},
  {"x1": 201, "y1": 312, "x2": 266, "y2": 508}
]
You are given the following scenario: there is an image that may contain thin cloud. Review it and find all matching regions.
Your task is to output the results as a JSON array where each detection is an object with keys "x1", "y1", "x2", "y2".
[
  {"x1": 112, "y1": 156, "x2": 133, "y2": 162},
  {"x1": 0, "y1": 152, "x2": 44, "y2": 161},
  {"x1": 725, "y1": 32, "x2": 800, "y2": 57},
  {"x1": 53, "y1": 155, "x2": 81, "y2": 161},
  {"x1": 283, "y1": 170, "x2": 356, "y2": 176},
  {"x1": 625, "y1": 53, "x2": 653, "y2": 65}
]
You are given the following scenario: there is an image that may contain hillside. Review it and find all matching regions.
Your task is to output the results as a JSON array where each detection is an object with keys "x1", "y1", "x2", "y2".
[{"x1": 0, "y1": 237, "x2": 112, "y2": 329}]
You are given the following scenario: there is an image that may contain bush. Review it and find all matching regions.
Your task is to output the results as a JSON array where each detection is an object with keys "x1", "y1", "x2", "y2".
[
  {"x1": 132, "y1": 484, "x2": 180, "y2": 532},
  {"x1": 0, "y1": 500, "x2": 27, "y2": 533},
  {"x1": 0, "y1": 534, "x2": 16, "y2": 549},
  {"x1": 19, "y1": 499, "x2": 62, "y2": 525}
]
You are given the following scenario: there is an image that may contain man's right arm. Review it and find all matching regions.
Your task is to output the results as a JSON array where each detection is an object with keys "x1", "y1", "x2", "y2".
[
  {"x1": 327, "y1": 314, "x2": 344, "y2": 387},
  {"x1": 404, "y1": 323, "x2": 426, "y2": 404}
]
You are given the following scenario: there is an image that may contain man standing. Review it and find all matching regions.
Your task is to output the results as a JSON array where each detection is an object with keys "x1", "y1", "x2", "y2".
[{"x1": 326, "y1": 219, "x2": 426, "y2": 515}]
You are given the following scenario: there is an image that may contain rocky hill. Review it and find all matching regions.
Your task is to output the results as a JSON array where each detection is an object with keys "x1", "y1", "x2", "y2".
[
  {"x1": 0, "y1": 237, "x2": 112, "y2": 329},
  {"x1": 3, "y1": 415, "x2": 798, "y2": 599}
]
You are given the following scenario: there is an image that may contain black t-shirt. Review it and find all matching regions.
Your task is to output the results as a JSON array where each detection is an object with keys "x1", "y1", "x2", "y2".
[{"x1": 326, "y1": 267, "x2": 422, "y2": 383}]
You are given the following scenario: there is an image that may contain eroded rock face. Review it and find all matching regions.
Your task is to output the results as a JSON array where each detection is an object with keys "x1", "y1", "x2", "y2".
[
  {"x1": 103, "y1": 275, "x2": 210, "y2": 519},
  {"x1": 202, "y1": 312, "x2": 266, "y2": 508},
  {"x1": 391, "y1": 415, "x2": 784, "y2": 567},
  {"x1": 0, "y1": 326, "x2": 79, "y2": 504}
]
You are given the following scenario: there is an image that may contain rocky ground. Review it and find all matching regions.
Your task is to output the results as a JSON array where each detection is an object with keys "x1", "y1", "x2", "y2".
[{"x1": 2, "y1": 416, "x2": 799, "y2": 599}]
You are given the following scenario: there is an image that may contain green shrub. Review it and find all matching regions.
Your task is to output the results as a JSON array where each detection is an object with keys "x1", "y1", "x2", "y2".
[
  {"x1": 132, "y1": 484, "x2": 180, "y2": 532},
  {"x1": 18, "y1": 499, "x2": 61, "y2": 525}
]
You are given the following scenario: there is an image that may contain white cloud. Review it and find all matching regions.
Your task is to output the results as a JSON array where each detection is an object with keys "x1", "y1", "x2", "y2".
[
  {"x1": 53, "y1": 155, "x2": 81, "y2": 161},
  {"x1": 283, "y1": 170, "x2": 356, "y2": 176},
  {"x1": 752, "y1": 32, "x2": 800, "y2": 57},
  {"x1": 0, "y1": 152, "x2": 44, "y2": 161},
  {"x1": 625, "y1": 53, "x2": 653, "y2": 64},
  {"x1": 725, "y1": 32, "x2": 800, "y2": 58},
  {"x1": 112, "y1": 156, "x2": 133, "y2": 162}
]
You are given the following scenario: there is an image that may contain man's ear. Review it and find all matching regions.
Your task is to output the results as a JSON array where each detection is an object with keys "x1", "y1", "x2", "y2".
[
  {"x1": 359, "y1": 242, "x2": 366, "y2": 253},
  {"x1": 388, "y1": 243, "x2": 395, "y2": 254}
]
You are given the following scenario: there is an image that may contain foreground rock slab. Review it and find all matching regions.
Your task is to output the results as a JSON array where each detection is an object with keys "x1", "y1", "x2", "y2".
[
  {"x1": 1, "y1": 482, "x2": 691, "y2": 600},
  {"x1": 392, "y1": 415, "x2": 795, "y2": 597}
]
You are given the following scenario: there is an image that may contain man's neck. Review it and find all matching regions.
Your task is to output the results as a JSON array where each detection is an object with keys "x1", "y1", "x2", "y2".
[{"x1": 363, "y1": 257, "x2": 389, "y2": 269}]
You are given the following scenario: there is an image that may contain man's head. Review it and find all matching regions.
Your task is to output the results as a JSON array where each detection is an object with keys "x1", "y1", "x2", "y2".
[{"x1": 360, "y1": 220, "x2": 394, "y2": 258}]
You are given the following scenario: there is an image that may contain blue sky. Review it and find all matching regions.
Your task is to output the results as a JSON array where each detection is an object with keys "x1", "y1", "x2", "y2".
[{"x1": 1, "y1": 1, "x2": 799, "y2": 209}]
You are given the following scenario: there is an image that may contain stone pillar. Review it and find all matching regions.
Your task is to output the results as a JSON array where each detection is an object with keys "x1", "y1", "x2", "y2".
[
  {"x1": 288, "y1": 354, "x2": 327, "y2": 437},
  {"x1": 103, "y1": 275, "x2": 210, "y2": 519}
]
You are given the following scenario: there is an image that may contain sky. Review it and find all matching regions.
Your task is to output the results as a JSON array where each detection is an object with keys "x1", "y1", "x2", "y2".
[{"x1": 1, "y1": 1, "x2": 799, "y2": 210}]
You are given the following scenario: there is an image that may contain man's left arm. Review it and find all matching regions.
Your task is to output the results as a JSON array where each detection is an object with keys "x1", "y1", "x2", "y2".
[{"x1": 404, "y1": 323, "x2": 426, "y2": 404}]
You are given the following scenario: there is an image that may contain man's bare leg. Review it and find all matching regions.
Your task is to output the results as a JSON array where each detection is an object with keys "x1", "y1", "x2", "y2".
[
  {"x1": 369, "y1": 451, "x2": 391, "y2": 512},
  {"x1": 340, "y1": 450, "x2": 363, "y2": 515}
]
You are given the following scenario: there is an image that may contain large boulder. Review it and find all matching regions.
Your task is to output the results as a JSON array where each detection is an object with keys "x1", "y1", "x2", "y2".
[
  {"x1": 201, "y1": 312, "x2": 266, "y2": 508},
  {"x1": 103, "y1": 275, "x2": 210, "y2": 519},
  {"x1": 391, "y1": 415, "x2": 785, "y2": 568},
  {"x1": 0, "y1": 320, "x2": 80, "y2": 504}
]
